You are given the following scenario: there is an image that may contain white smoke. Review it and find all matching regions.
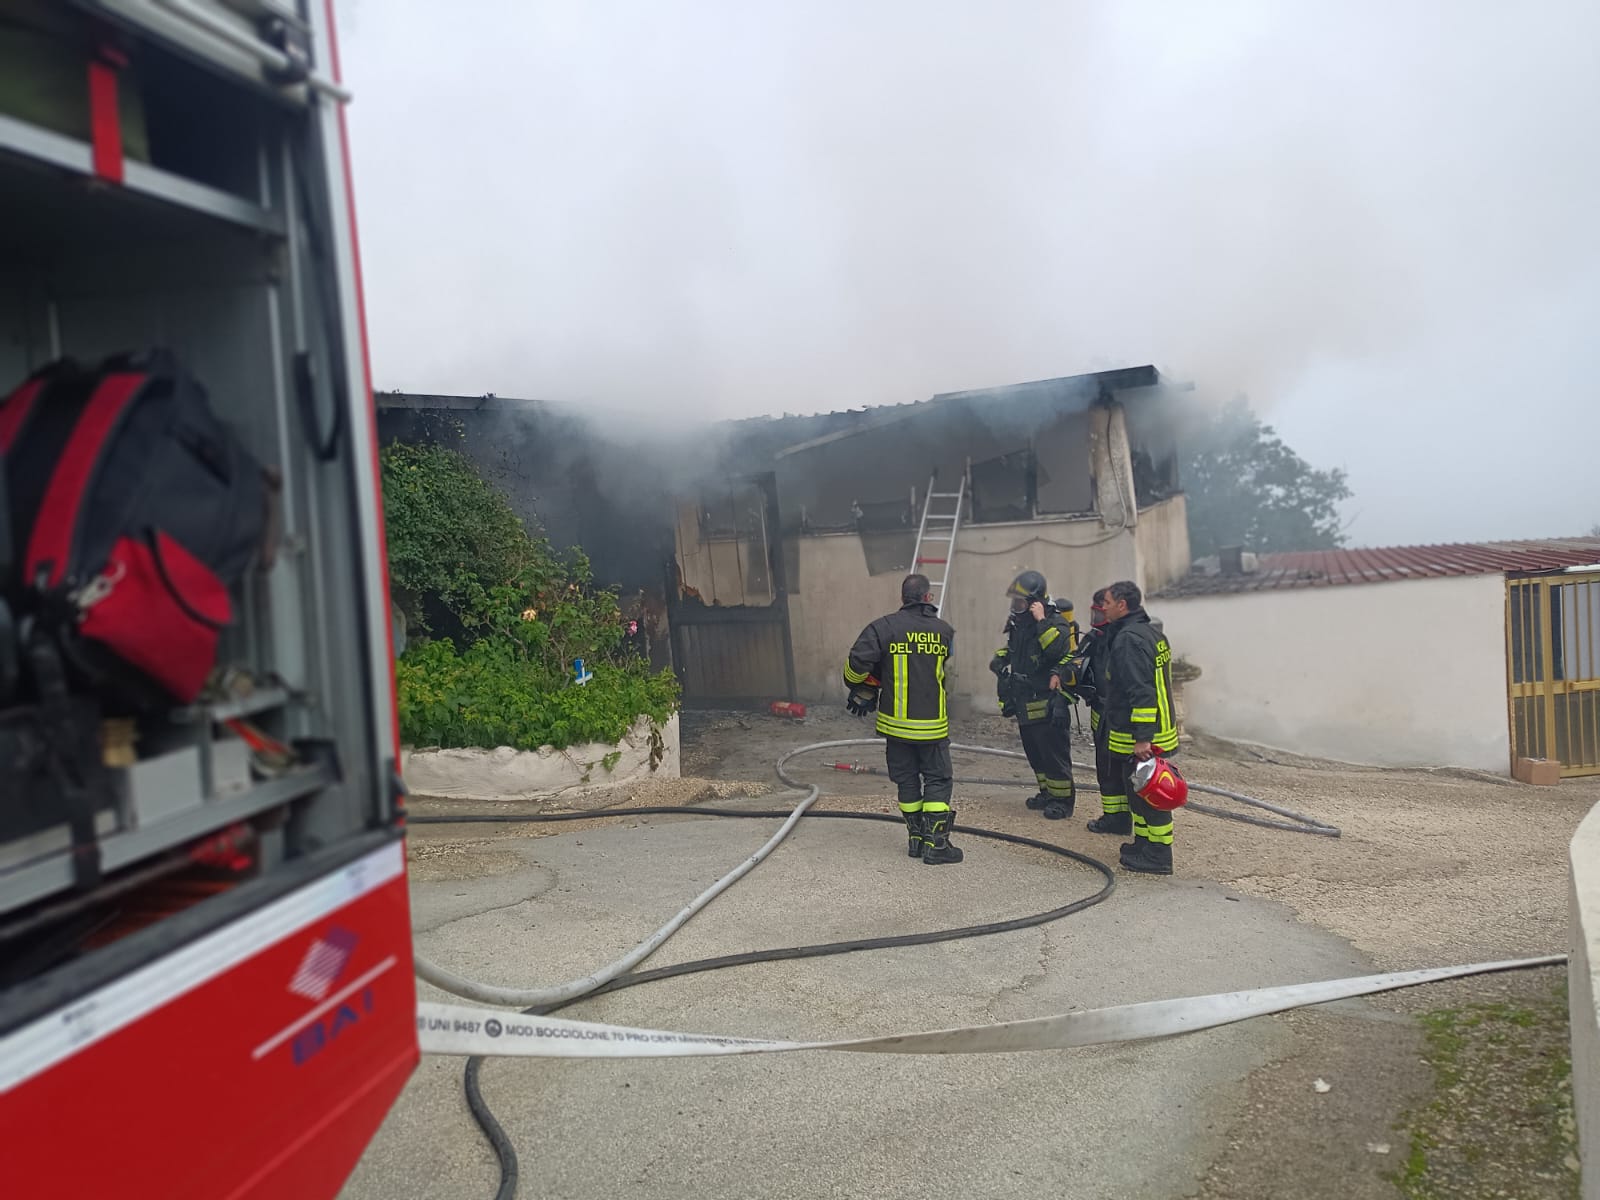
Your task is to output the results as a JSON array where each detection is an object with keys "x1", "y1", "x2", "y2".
[{"x1": 343, "y1": 0, "x2": 1600, "y2": 543}]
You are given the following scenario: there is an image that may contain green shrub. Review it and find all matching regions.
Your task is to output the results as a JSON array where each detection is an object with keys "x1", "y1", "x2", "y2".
[
  {"x1": 395, "y1": 639, "x2": 678, "y2": 752},
  {"x1": 381, "y1": 441, "x2": 679, "y2": 753}
]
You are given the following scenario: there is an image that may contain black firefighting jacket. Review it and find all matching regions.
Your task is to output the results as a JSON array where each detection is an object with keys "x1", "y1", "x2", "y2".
[
  {"x1": 990, "y1": 606, "x2": 1076, "y2": 726},
  {"x1": 1072, "y1": 625, "x2": 1110, "y2": 733},
  {"x1": 1102, "y1": 607, "x2": 1180, "y2": 756},
  {"x1": 844, "y1": 602, "x2": 955, "y2": 742}
]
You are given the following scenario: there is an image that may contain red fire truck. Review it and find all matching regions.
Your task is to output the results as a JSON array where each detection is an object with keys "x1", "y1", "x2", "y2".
[{"x1": 0, "y1": 3, "x2": 417, "y2": 1197}]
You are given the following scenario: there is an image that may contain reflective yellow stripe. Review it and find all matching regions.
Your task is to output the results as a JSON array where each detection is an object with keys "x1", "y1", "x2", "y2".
[
  {"x1": 844, "y1": 663, "x2": 869, "y2": 684},
  {"x1": 898, "y1": 801, "x2": 923, "y2": 815},
  {"x1": 1155, "y1": 730, "x2": 1180, "y2": 752},
  {"x1": 1107, "y1": 731, "x2": 1136, "y2": 751},
  {"x1": 1039, "y1": 626, "x2": 1060, "y2": 649},
  {"x1": 1141, "y1": 823, "x2": 1174, "y2": 845},
  {"x1": 878, "y1": 714, "x2": 948, "y2": 731},
  {"x1": 877, "y1": 715, "x2": 950, "y2": 741},
  {"x1": 936, "y1": 654, "x2": 947, "y2": 723},
  {"x1": 993, "y1": 648, "x2": 1008, "y2": 658},
  {"x1": 1100, "y1": 797, "x2": 1130, "y2": 814},
  {"x1": 893, "y1": 652, "x2": 908, "y2": 720},
  {"x1": 921, "y1": 800, "x2": 951, "y2": 814},
  {"x1": 1155, "y1": 668, "x2": 1173, "y2": 734},
  {"x1": 1089, "y1": 711, "x2": 1100, "y2": 731},
  {"x1": 1131, "y1": 707, "x2": 1158, "y2": 722}
]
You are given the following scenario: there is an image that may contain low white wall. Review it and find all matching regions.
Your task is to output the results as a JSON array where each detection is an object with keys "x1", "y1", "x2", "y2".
[
  {"x1": 400, "y1": 713, "x2": 680, "y2": 801},
  {"x1": 1156, "y1": 573, "x2": 1511, "y2": 772},
  {"x1": 1572, "y1": 801, "x2": 1600, "y2": 1200}
]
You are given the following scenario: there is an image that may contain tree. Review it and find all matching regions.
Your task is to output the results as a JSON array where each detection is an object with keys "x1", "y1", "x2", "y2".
[
  {"x1": 379, "y1": 441, "x2": 540, "y2": 636},
  {"x1": 1179, "y1": 396, "x2": 1352, "y2": 558}
]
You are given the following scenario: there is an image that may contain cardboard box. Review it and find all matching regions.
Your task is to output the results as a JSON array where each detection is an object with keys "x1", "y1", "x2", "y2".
[{"x1": 1513, "y1": 757, "x2": 1561, "y2": 786}]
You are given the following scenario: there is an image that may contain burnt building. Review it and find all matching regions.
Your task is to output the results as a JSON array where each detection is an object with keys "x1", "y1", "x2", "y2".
[{"x1": 377, "y1": 364, "x2": 1192, "y2": 709}]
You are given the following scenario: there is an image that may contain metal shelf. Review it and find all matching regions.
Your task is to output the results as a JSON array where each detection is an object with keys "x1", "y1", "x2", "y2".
[
  {"x1": 172, "y1": 686, "x2": 293, "y2": 725},
  {"x1": 0, "y1": 761, "x2": 335, "y2": 916},
  {"x1": 0, "y1": 112, "x2": 283, "y2": 238},
  {"x1": 84, "y1": 0, "x2": 348, "y2": 104}
]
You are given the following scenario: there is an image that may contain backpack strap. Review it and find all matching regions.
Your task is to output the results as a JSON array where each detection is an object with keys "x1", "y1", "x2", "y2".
[
  {"x1": 24, "y1": 367, "x2": 149, "y2": 590},
  {"x1": 0, "y1": 452, "x2": 15, "y2": 704},
  {"x1": 0, "y1": 374, "x2": 48, "y2": 455},
  {"x1": 26, "y1": 633, "x2": 104, "y2": 890}
]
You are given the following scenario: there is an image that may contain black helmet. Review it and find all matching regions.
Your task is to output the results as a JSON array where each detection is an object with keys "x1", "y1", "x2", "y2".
[{"x1": 1006, "y1": 570, "x2": 1048, "y2": 613}]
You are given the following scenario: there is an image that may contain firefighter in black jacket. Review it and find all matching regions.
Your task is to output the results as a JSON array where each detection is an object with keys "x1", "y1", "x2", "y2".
[
  {"x1": 1070, "y1": 587, "x2": 1132, "y2": 835},
  {"x1": 1099, "y1": 579, "x2": 1181, "y2": 875},
  {"x1": 844, "y1": 573, "x2": 962, "y2": 865},
  {"x1": 988, "y1": 570, "x2": 1078, "y2": 820}
]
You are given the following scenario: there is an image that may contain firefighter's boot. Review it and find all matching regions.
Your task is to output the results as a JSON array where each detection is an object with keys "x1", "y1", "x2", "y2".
[
  {"x1": 1043, "y1": 791, "x2": 1074, "y2": 820},
  {"x1": 1119, "y1": 838, "x2": 1173, "y2": 876},
  {"x1": 1086, "y1": 811, "x2": 1132, "y2": 836},
  {"x1": 902, "y1": 810, "x2": 925, "y2": 858},
  {"x1": 920, "y1": 808, "x2": 964, "y2": 865},
  {"x1": 1024, "y1": 789, "x2": 1050, "y2": 811}
]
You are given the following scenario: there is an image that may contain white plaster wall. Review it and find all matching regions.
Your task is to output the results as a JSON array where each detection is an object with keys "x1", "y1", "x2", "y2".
[
  {"x1": 400, "y1": 714, "x2": 679, "y2": 801},
  {"x1": 786, "y1": 522, "x2": 1141, "y2": 705},
  {"x1": 1570, "y1": 800, "x2": 1600, "y2": 1200},
  {"x1": 778, "y1": 405, "x2": 1183, "y2": 708},
  {"x1": 1134, "y1": 493, "x2": 1191, "y2": 597},
  {"x1": 1155, "y1": 574, "x2": 1511, "y2": 771}
]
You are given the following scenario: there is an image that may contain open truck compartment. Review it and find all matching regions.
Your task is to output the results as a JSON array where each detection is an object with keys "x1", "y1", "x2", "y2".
[{"x1": 0, "y1": 7, "x2": 415, "y2": 1195}]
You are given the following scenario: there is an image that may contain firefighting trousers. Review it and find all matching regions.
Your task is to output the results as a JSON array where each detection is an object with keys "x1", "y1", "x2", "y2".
[
  {"x1": 1115, "y1": 749, "x2": 1175, "y2": 846},
  {"x1": 884, "y1": 737, "x2": 954, "y2": 817},
  {"x1": 1017, "y1": 722, "x2": 1074, "y2": 802},
  {"x1": 1093, "y1": 720, "x2": 1128, "y2": 816}
]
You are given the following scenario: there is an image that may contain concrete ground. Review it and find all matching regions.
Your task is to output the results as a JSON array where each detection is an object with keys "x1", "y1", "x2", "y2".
[{"x1": 341, "y1": 708, "x2": 1600, "y2": 1200}]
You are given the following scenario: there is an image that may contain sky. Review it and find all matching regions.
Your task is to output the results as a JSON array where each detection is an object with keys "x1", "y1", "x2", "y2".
[{"x1": 338, "y1": 0, "x2": 1600, "y2": 547}]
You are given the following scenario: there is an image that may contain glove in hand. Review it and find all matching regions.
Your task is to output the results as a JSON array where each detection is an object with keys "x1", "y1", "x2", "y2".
[{"x1": 846, "y1": 686, "x2": 880, "y2": 717}]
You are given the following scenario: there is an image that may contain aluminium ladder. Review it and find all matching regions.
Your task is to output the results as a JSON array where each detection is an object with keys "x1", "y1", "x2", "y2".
[{"x1": 911, "y1": 472, "x2": 966, "y2": 615}]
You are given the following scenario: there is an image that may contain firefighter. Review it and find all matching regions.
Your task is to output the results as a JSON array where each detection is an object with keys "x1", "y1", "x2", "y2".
[
  {"x1": 1099, "y1": 579, "x2": 1181, "y2": 874},
  {"x1": 988, "y1": 570, "x2": 1078, "y2": 820},
  {"x1": 843, "y1": 573, "x2": 962, "y2": 865},
  {"x1": 1070, "y1": 587, "x2": 1131, "y2": 835}
]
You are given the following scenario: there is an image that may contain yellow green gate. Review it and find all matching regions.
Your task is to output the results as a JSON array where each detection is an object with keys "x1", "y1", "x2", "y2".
[{"x1": 1506, "y1": 570, "x2": 1600, "y2": 776}]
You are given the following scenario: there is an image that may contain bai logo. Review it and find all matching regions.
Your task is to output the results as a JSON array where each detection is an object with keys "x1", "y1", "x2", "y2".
[
  {"x1": 288, "y1": 926, "x2": 359, "y2": 1001},
  {"x1": 293, "y1": 986, "x2": 376, "y2": 1066},
  {"x1": 286, "y1": 925, "x2": 378, "y2": 1067}
]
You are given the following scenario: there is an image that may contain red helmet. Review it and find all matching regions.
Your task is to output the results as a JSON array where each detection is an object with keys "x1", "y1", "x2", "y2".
[{"x1": 1132, "y1": 755, "x2": 1188, "y2": 811}]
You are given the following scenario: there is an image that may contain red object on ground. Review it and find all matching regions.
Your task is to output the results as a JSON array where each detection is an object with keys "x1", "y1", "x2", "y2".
[{"x1": 769, "y1": 701, "x2": 808, "y2": 720}]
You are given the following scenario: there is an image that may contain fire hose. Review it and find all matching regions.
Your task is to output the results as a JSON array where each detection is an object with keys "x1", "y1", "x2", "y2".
[
  {"x1": 406, "y1": 732, "x2": 1555, "y2": 1200},
  {"x1": 821, "y1": 743, "x2": 1343, "y2": 837}
]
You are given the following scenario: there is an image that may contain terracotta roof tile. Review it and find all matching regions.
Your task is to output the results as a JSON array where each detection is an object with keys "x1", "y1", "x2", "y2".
[{"x1": 1160, "y1": 538, "x2": 1600, "y2": 597}]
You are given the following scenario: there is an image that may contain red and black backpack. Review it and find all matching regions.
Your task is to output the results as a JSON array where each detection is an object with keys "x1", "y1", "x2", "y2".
[{"x1": 0, "y1": 349, "x2": 276, "y2": 708}]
